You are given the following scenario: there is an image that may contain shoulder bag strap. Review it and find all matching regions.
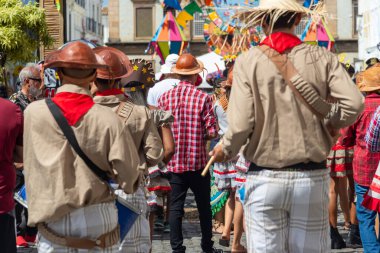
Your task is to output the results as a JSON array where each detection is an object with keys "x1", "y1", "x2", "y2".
[
  {"x1": 45, "y1": 98, "x2": 109, "y2": 182},
  {"x1": 258, "y1": 45, "x2": 330, "y2": 119}
]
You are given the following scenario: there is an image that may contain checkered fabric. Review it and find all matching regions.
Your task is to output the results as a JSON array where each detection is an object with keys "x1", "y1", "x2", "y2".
[
  {"x1": 343, "y1": 94, "x2": 380, "y2": 186},
  {"x1": 158, "y1": 81, "x2": 217, "y2": 173},
  {"x1": 118, "y1": 187, "x2": 151, "y2": 253},
  {"x1": 365, "y1": 105, "x2": 380, "y2": 152},
  {"x1": 38, "y1": 202, "x2": 119, "y2": 253},
  {"x1": 244, "y1": 169, "x2": 330, "y2": 253}
]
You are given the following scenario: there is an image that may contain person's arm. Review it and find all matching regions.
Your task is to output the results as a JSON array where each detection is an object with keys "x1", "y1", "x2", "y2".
[
  {"x1": 159, "y1": 125, "x2": 175, "y2": 164},
  {"x1": 13, "y1": 106, "x2": 23, "y2": 164},
  {"x1": 341, "y1": 123, "x2": 357, "y2": 147},
  {"x1": 142, "y1": 108, "x2": 164, "y2": 167},
  {"x1": 110, "y1": 124, "x2": 141, "y2": 193},
  {"x1": 202, "y1": 95, "x2": 218, "y2": 140},
  {"x1": 212, "y1": 54, "x2": 255, "y2": 161},
  {"x1": 326, "y1": 52, "x2": 364, "y2": 129},
  {"x1": 365, "y1": 106, "x2": 380, "y2": 152}
]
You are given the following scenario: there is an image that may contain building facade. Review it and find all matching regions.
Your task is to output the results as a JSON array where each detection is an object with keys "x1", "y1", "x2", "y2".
[
  {"x1": 357, "y1": 0, "x2": 380, "y2": 67},
  {"x1": 66, "y1": 0, "x2": 104, "y2": 44}
]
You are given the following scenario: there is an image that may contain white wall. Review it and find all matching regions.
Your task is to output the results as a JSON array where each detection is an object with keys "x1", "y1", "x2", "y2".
[
  {"x1": 358, "y1": 0, "x2": 380, "y2": 61},
  {"x1": 337, "y1": 0, "x2": 353, "y2": 39},
  {"x1": 102, "y1": 13, "x2": 109, "y2": 44}
]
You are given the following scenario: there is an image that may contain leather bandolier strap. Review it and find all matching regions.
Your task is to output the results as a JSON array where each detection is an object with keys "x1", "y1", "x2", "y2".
[
  {"x1": 258, "y1": 45, "x2": 332, "y2": 120},
  {"x1": 37, "y1": 223, "x2": 120, "y2": 249},
  {"x1": 116, "y1": 100, "x2": 134, "y2": 122}
]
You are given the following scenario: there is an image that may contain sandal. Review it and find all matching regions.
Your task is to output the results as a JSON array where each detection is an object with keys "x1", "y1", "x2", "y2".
[{"x1": 219, "y1": 236, "x2": 230, "y2": 247}]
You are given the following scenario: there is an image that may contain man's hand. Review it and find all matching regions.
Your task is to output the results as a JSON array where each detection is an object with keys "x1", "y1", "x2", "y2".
[
  {"x1": 14, "y1": 163, "x2": 24, "y2": 170},
  {"x1": 209, "y1": 143, "x2": 227, "y2": 162}
]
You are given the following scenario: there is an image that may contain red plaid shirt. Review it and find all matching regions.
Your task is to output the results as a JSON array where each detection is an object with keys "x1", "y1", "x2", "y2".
[
  {"x1": 342, "y1": 94, "x2": 380, "y2": 186},
  {"x1": 158, "y1": 81, "x2": 217, "y2": 173}
]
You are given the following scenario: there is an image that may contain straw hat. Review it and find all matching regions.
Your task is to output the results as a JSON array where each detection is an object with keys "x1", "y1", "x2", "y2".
[
  {"x1": 171, "y1": 54, "x2": 205, "y2": 75},
  {"x1": 44, "y1": 41, "x2": 107, "y2": 70},
  {"x1": 235, "y1": 0, "x2": 313, "y2": 28},
  {"x1": 93, "y1": 46, "x2": 132, "y2": 80},
  {"x1": 356, "y1": 63, "x2": 380, "y2": 92}
]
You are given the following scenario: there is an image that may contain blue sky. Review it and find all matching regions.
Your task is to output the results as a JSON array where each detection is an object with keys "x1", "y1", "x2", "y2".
[{"x1": 103, "y1": 0, "x2": 109, "y2": 7}]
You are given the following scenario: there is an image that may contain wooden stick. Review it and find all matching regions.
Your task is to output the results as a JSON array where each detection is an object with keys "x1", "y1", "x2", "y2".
[{"x1": 201, "y1": 156, "x2": 215, "y2": 177}]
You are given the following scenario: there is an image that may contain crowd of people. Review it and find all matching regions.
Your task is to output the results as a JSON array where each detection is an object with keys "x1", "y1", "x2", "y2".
[{"x1": 2, "y1": 0, "x2": 380, "y2": 253}]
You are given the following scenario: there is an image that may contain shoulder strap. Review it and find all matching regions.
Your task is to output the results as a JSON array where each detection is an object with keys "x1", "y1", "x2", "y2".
[
  {"x1": 258, "y1": 45, "x2": 330, "y2": 119},
  {"x1": 45, "y1": 98, "x2": 109, "y2": 182},
  {"x1": 116, "y1": 100, "x2": 134, "y2": 121}
]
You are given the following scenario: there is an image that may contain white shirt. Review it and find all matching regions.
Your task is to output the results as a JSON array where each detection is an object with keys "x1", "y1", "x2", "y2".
[{"x1": 147, "y1": 78, "x2": 180, "y2": 107}]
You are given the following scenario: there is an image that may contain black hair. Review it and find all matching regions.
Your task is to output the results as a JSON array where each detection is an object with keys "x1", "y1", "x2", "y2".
[{"x1": 265, "y1": 12, "x2": 298, "y2": 30}]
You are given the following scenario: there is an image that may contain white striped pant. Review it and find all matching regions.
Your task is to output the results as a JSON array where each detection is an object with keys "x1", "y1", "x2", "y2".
[
  {"x1": 38, "y1": 202, "x2": 119, "y2": 253},
  {"x1": 244, "y1": 169, "x2": 330, "y2": 253}
]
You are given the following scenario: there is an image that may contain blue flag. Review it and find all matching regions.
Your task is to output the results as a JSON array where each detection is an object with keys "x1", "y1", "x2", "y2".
[{"x1": 164, "y1": 0, "x2": 182, "y2": 10}]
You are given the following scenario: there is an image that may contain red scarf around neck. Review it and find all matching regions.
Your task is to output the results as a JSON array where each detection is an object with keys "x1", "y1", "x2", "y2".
[
  {"x1": 95, "y1": 88, "x2": 124, "y2": 96},
  {"x1": 52, "y1": 92, "x2": 95, "y2": 126},
  {"x1": 260, "y1": 32, "x2": 302, "y2": 54}
]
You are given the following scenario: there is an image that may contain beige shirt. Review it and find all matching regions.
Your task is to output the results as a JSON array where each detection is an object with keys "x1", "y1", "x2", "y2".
[
  {"x1": 223, "y1": 44, "x2": 364, "y2": 168},
  {"x1": 24, "y1": 85, "x2": 141, "y2": 226},
  {"x1": 94, "y1": 94, "x2": 163, "y2": 172}
]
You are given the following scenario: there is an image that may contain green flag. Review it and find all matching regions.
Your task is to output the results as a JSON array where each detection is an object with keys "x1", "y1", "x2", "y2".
[{"x1": 184, "y1": 1, "x2": 202, "y2": 15}]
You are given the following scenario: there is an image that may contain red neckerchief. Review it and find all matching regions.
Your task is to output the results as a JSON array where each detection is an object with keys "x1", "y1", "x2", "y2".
[
  {"x1": 52, "y1": 92, "x2": 95, "y2": 126},
  {"x1": 260, "y1": 32, "x2": 302, "y2": 54},
  {"x1": 95, "y1": 88, "x2": 124, "y2": 96}
]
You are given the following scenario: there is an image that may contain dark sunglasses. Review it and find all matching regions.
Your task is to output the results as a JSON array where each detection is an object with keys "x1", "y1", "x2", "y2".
[{"x1": 29, "y1": 77, "x2": 42, "y2": 83}]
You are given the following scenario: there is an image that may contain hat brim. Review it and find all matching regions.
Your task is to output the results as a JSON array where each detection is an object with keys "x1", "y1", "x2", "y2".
[
  {"x1": 171, "y1": 60, "x2": 205, "y2": 75},
  {"x1": 234, "y1": 3, "x2": 312, "y2": 28},
  {"x1": 93, "y1": 47, "x2": 133, "y2": 80}
]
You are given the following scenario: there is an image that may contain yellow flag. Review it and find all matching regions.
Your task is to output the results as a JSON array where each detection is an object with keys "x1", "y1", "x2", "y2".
[{"x1": 176, "y1": 11, "x2": 194, "y2": 27}]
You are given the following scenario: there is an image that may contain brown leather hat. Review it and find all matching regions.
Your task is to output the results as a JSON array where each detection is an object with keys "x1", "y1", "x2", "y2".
[
  {"x1": 93, "y1": 46, "x2": 132, "y2": 80},
  {"x1": 171, "y1": 54, "x2": 204, "y2": 75},
  {"x1": 44, "y1": 41, "x2": 107, "y2": 69}
]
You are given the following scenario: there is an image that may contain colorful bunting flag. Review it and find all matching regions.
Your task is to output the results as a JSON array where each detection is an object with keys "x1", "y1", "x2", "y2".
[
  {"x1": 164, "y1": 0, "x2": 182, "y2": 10},
  {"x1": 184, "y1": 1, "x2": 202, "y2": 15},
  {"x1": 55, "y1": 0, "x2": 61, "y2": 11},
  {"x1": 176, "y1": 11, "x2": 194, "y2": 27},
  {"x1": 176, "y1": 1, "x2": 203, "y2": 28}
]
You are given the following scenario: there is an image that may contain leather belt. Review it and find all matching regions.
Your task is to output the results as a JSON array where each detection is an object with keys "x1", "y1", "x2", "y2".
[
  {"x1": 37, "y1": 222, "x2": 119, "y2": 249},
  {"x1": 249, "y1": 161, "x2": 326, "y2": 172}
]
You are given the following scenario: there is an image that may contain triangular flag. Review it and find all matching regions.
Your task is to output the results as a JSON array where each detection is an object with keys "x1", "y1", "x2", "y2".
[
  {"x1": 164, "y1": 0, "x2": 182, "y2": 10},
  {"x1": 176, "y1": 11, "x2": 194, "y2": 28},
  {"x1": 184, "y1": 1, "x2": 202, "y2": 15}
]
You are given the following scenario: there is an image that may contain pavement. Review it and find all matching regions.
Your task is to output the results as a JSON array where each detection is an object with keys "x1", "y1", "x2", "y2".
[{"x1": 17, "y1": 191, "x2": 364, "y2": 253}]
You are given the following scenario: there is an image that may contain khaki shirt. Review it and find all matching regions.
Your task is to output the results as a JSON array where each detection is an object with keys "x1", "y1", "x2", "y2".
[
  {"x1": 94, "y1": 94, "x2": 163, "y2": 172},
  {"x1": 24, "y1": 85, "x2": 141, "y2": 226},
  {"x1": 223, "y1": 44, "x2": 364, "y2": 168}
]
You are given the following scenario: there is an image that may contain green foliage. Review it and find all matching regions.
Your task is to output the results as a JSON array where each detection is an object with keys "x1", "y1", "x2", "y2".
[{"x1": 0, "y1": 0, "x2": 53, "y2": 64}]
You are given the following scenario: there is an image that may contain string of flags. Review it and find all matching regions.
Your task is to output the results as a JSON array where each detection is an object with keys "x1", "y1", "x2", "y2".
[{"x1": 176, "y1": 1, "x2": 203, "y2": 28}]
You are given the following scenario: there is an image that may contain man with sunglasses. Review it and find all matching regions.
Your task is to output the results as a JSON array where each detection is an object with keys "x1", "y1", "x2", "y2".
[
  {"x1": 9, "y1": 64, "x2": 43, "y2": 112},
  {"x1": 9, "y1": 63, "x2": 42, "y2": 248}
]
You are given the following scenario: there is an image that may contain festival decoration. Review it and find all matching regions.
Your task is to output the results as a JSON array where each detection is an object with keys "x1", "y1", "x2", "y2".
[
  {"x1": 164, "y1": 0, "x2": 182, "y2": 10},
  {"x1": 176, "y1": 1, "x2": 203, "y2": 28},
  {"x1": 301, "y1": 18, "x2": 335, "y2": 50},
  {"x1": 148, "y1": 11, "x2": 188, "y2": 63},
  {"x1": 202, "y1": 0, "x2": 260, "y2": 61}
]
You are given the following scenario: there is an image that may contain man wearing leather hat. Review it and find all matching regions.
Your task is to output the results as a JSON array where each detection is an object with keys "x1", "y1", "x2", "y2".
[
  {"x1": 23, "y1": 41, "x2": 141, "y2": 252},
  {"x1": 93, "y1": 46, "x2": 163, "y2": 252},
  {"x1": 157, "y1": 53, "x2": 220, "y2": 253}
]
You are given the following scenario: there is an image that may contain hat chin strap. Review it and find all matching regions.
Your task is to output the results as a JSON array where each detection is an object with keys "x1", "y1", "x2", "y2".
[{"x1": 59, "y1": 69, "x2": 97, "y2": 86}]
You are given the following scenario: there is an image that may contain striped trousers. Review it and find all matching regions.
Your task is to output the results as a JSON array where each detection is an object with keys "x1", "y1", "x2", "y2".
[
  {"x1": 38, "y1": 202, "x2": 119, "y2": 253},
  {"x1": 244, "y1": 169, "x2": 330, "y2": 253}
]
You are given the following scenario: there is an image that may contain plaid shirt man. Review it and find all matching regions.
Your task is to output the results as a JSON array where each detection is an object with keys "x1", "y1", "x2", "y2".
[
  {"x1": 365, "y1": 106, "x2": 380, "y2": 152},
  {"x1": 158, "y1": 81, "x2": 217, "y2": 173},
  {"x1": 343, "y1": 94, "x2": 380, "y2": 186}
]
